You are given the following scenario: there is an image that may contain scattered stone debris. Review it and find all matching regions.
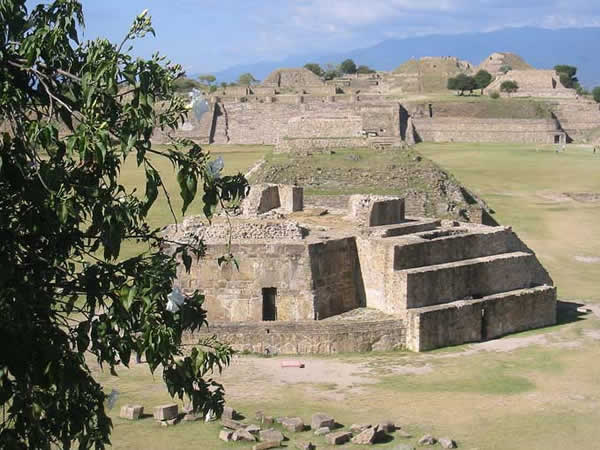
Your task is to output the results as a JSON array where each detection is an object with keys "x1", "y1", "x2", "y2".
[
  {"x1": 311, "y1": 413, "x2": 335, "y2": 430},
  {"x1": 314, "y1": 426, "x2": 331, "y2": 435},
  {"x1": 378, "y1": 421, "x2": 396, "y2": 433},
  {"x1": 263, "y1": 416, "x2": 275, "y2": 425},
  {"x1": 350, "y1": 423, "x2": 372, "y2": 433},
  {"x1": 153, "y1": 404, "x2": 178, "y2": 422},
  {"x1": 119, "y1": 404, "x2": 143, "y2": 420},
  {"x1": 295, "y1": 441, "x2": 316, "y2": 450},
  {"x1": 245, "y1": 424, "x2": 261, "y2": 435},
  {"x1": 326, "y1": 431, "x2": 352, "y2": 445},
  {"x1": 439, "y1": 437, "x2": 458, "y2": 448},
  {"x1": 259, "y1": 429, "x2": 285, "y2": 442},
  {"x1": 418, "y1": 434, "x2": 438, "y2": 445}
]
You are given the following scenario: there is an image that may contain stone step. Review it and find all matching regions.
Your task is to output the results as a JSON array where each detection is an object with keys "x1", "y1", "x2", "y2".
[
  {"x1": 393, "y1": 227, "x2": 520, "y2": 270},
  {"x1": 398, "y1": 251, "x2": 539, "y2": 309},
  {"x1": 365, "y1": 218, "x2": 441, "y2": 238},
  {"x1": 405, "y1": 285, "x2": 557, "y2": 351}
]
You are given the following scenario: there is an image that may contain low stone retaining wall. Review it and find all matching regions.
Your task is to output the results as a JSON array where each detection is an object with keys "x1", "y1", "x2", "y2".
[{"x1": 184, "y1": 319, "x2": 407, "y2": 354}]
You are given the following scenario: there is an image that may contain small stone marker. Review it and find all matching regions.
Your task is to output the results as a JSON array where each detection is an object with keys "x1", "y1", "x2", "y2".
[
  {"x1": 153, "y1": 404, "x2": 178, "y2": 421},
  {"x1": 221, "y1": 417, "x2": 245, "y2": 430},
  {"x1": 281, "y1": 360, "x2": 305, "y2": 368},
  {"x1": 311, "y1": 412, "x2": 335, "y2": 430},
  {"x1": 439, "y1": 437, "x2": 458, "y2": 448},
  {"x1": 282, "y1": 417, "x2": 304, "y2": 432},
  {"x1": 326, "y1": 431, "x2": 352, "y2": 445},
  {"x1": 295, "y1": 441, "x2": 316, "y2": 450},
  {"x1": 418, "y1": 434, "x2": 437, "y2": 446},
  {"x1": 232, "y1": 429, "x2": 257, "y2": 442},
  {"x1": 253, "y1": 441, "x2": 281, "y2": 450},
  {"x1": 222, "y1": 405, "x2": 236, "y2": 419},
  {"x1": 119, "y1": 404, "x2": 143, "y2": 420},
  {"x1": 219, "y1": 430, "x2": 234, "y2": 442},
  {"x1": 260, "y1": 429, "x2": 285, "y2": 442},
  {"x1": 314, "y1": 426, "x2": 330, "y2": 435},
  {"x1": 351, "y1": 425, "x2": 386, "y2": 445}
]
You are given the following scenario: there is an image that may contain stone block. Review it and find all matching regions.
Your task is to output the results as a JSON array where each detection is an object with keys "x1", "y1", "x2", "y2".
[
  {"x1": 153, "y1": 404, "x2": 178, "y2": 421},
  {"x1": 219, "y1": 430, "x2": 234, "y2": 442},
  {"x1": 377, "y1": 420, "x2": 396, "y2": 433},
  {"x1": 439, "y1": 437, "x2": 458, "y2": 448},
  {"x1": 253, "y1": 442, "x2": 282, "y2": 450},
  {"x1": 314, "y1": 426, "x2": 330, "y2": 435},
  {"x1": 232, "y1": 429, "x2": 257, "y2": 442},
  {"x1": 222, "y1": 406, "x2": 236, "y2": 419},
  {"x1": 311, "y1": 413, "x2": 335, "y2": 430},
  {"x1": 295, "y1": 441, "x2": 316, "y2": 450},
  {"x1": 350, "y1": 423, "x2": 371, "y2": 433},
  {"x1": 222, "y1": 417, "x2": 245, "y2": 430},
  {"x1": 243, "y1": 184, "x2": 281, "y2": 216},
  {"x1": 245, "y1": 424, "x2": 261, "y2": 435},
  {"x1": 279, "y1": 185, "x2": 304, "y2": 212},
  {"x1": 119, "y1": 404, "x2": 143, "y2": 420},
  {"x1": 418, "y1": 434, "x2": 437, "y2": 445},
  {"x1": 351, "y1": 426, "x2": 386, "y2": 444},
  {"x1": 281, "y1": 417, "x2": 304, "y2": 432},
  {"x1": 326, "y1": 431, "x2": 352, "y2": 445},
  {"x1": 260, "y1": 429, "x2": 285, "y2": 442},
  {"x1": 368, "y1": 198, "x2": 405, "y2": 227}
]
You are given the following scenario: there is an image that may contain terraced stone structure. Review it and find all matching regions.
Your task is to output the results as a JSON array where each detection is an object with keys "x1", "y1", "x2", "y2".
[{"x1": 166, "y1": 184, "x2": 556, "y2": 353}]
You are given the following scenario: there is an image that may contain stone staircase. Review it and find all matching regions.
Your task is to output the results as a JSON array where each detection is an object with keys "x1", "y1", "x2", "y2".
[
  {"x1": 552, "y1": 100, "x2": 600, "y2": 142},
  {"x1": 371, "y1": 224, "x2": 556, "y2": 351}
]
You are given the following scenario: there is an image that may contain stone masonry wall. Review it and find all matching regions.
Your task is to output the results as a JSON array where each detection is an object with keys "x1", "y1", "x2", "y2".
[
  {"x1": 412, "y1": 118, "x2": 561, "y2": 144},
  {"x1": 308, "y1": 238, "x2": 365, "y2": 319},
  {"x1": 184, "y1": 319, "x2": 406, "y2": 354},
  {"x1": 177, "y1": 242, "x2": 315, "y2": 322}
]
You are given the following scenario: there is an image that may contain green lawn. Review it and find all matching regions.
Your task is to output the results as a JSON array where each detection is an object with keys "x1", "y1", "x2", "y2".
[{"x1": 417, "y1": 142, "x2": 600, "y2": 303}]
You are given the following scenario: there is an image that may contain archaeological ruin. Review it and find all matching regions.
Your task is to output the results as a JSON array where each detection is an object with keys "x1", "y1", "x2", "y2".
[
  {"x1": 166, "y1": 184, "x2": 557, "y2": 353},
  {"x1": 156, "y1": 53, "x2": 600, "y2": 149}
]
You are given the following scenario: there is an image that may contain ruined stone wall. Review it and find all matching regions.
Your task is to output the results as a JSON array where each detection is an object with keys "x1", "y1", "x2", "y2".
[
  {"x1": 184, "y1": 319, "x2": 406, "y2": 354},
  {"x1": 177, "y1": 242, "x2": 315, "y2": 322},
  {"x1": 485, "y1": 70, "x2": 576, "y2": 98},
  {"x1": 284, "y1": 115, "x2": 363, "y2": 138},
  {"x1": 276, "y1": 137, "x2": 368, "y2": 153},
  {"x1": 406, "y1": 286, "x2": 556, "y2": 351},
  {"x1": 308, "y1": 238, "x2": 365, "y2": 319},
  {"x1": 412, "y1": 118, "x2": 561, "y2": 144},
  {"x1": 552, "y1": 100, "x2": 600, "y2": 142}
]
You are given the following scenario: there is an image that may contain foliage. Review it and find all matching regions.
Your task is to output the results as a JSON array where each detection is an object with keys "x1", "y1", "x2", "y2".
[
  {"x1": 474, "y1": 70, "x2": 493, "y2": 94},
  {"x1": 489, "y1": 90, "x2": 500, "y2": 99},
  {"x1": 447, "y1": 74, "x2": 477, "y2": 95},
  {"x1": 554, "y1": 65, "x2": 578, "y2": 89},
  {"x1": 0, "y1": 1, "x2": 247, "y2": 448},
  {"x1": 500, "y1": 80, "x2": 519, "y2": 94},
  {"x1": 173, "y1": 77, "x2": 202, "y2": 92},
  {"x1": 357, "y1": 65, "x2": 375, "y2": 74},
  {"x1": 340, "y1": 58, "x2": 357, "y2": 74},
  {"x1": 237, "y1": 72, "x2": 258, "y2": 85},
  {"x1": 304, "y1": 63, "x2": 323, "y2": 77},
  {"x1": 499, "y1": 64, "x2": 512, "y2": 74},
  {"x1": 323, "y1": 63, "x2": 341, "y2": 80},
  {"x1": 198, "y1": 74, "x2": 216, "y2": 85},
  {"x1": 593, "y1": 87, "x2": 600, "y2": 103}
]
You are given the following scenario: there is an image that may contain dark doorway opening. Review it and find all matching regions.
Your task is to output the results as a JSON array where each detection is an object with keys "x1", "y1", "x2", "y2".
[
  {"x1": 262, "y1": 288, "x2": 277, "y2": 321},
  {"x1": 554, "y1": 135, "x2": 561, "y2": 144},
  {"x1": 428, "y1": 103, "x2": 433, "y2": 118}
]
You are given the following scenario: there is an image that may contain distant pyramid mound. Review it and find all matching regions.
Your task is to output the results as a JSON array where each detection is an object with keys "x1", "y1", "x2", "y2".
[
  {"x1": 262, "y1": 67, "x2": 324, "y2": 88},
  {"x1": 392, "y1": 56, "x2": 474, "y2": 92},
  {"x1": 478, "y1": 52, "x2": 532, "y2": 75}
]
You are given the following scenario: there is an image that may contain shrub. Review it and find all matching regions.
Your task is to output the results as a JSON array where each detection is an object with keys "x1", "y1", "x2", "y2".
[
  {"x1": 489, "y1": 90, "x2": 500, "y2": 99},
  {"x1": 500, "y1": 80, "x2": 519, "y2": 94},
  {"x1": 593, "y1": 87, "x2": 600, "y2": 103}
]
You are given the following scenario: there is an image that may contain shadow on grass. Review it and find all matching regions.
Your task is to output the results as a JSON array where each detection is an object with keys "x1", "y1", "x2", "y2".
[{"x1": 556, "y1": 300, "x2": 588, "y2": 325}]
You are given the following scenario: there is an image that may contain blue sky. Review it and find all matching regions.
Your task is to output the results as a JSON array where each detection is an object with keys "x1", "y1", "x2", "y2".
[{"x1": 41, "y1": 1, "x2": 600, "y2": 74}]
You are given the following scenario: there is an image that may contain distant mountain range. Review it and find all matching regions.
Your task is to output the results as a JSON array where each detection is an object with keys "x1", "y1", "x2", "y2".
[{"x1": 209, "y1": 27, "x2": 600, "y2": 89}]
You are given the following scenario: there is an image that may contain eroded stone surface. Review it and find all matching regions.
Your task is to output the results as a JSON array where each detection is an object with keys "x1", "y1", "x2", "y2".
[
  {"x1": 326, "y1": 431, "x2": 352, "y2": 445},
  {"x1": 153, "y1": 404, "x2": 177, "y2": 421},
  {"x1": 119, "y1": 404, "x2": 143, "y2": 420}
]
